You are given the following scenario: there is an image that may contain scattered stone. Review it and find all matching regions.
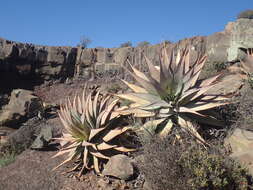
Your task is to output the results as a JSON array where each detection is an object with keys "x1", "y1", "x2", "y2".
[
  {"x1": 102, "y1": 154, "x2": 134, "y2": 180},
  {"x1": 31, "y1": 125, "x2": 53, "y2": 149},
  {"x1": 0, "y1": 126, "x2": 16, "y2": 144},
  {"x1": 6, "y1": 118, "x2": 60, "y2": 150},
  {"x1": 97, "y1": 178, "x2": 113, "y2": 190},
  {"x1": 143, "y1": 180, "x2": 152, "y2": 190},
  {"x1": 225, "y1": 128, "x2": 253, "y2": 175},
  {"x1": 0, "y1": 89, "x2": 43, "y2": 127}
]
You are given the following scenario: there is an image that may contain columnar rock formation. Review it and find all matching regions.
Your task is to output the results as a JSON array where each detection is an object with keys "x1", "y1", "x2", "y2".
[{"x1": 0, "y1": 18, "x2": 253, "y2": 91}]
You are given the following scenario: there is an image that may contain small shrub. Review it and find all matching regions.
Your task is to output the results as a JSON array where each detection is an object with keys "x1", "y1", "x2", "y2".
[
  {"x1": 214, "y1": 62, "x2": 229, "y2": 72},
  {"x1": 247, "y1": 73, "x2": 253, "y2": 89},
  {"x1": 78, "y1": 35, "x2": 91, "y2": 48},
  {"x1": 138, "y1": 132, "x2": 192, "y2": 190},
  {"x1": 0, "y1": 143, "x2": 21, "y2": 168},
  {"x1": 138, "y1": 131, "x2": 252, "y2": 190},
  {"x1": 200, "y1": 61, "x2": 229, "y2": 79},
  {"x1": 106, "y1": 83, "x2": 123, "y2": 93},
  {"x1": 234, "y1": 83, "x2": 253, "y2": 131},
  {"x1": 137, "y1": 41, "x2": 150, "y2": 47},
  {"x1": 182, "y1": 145, "x2": 251, "y2": 190},
  {"x1": 237, "y1": 10, "x2": 253, "y2": 19},
  {"x1": 162, "y1": 40, "x2": 172, "y2": 45},
  {"x1": 0, "y1": 151, "x2": 16, "y2": 168},
  {"x1": 120, "y1": 41, "x2": 132, "y2": 48}
]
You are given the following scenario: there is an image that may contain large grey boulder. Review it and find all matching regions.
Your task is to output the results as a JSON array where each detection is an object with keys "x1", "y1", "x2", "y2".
[
  {"x1": 0, "y1": 89, "x2": 43, "y2": 127},
  {"x1": 227, "y1": 19, "x2": 253, "y2": 62}
]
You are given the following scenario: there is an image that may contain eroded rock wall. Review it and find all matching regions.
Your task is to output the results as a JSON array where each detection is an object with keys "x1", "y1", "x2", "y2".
[{"x1": 0, "y1": 18, "x2": 253, "y2": 93}]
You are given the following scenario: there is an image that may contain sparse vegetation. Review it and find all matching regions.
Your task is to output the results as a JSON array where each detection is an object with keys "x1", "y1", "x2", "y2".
[
  {"x1": 248, "y1": 73, "x2": 253, "y2": 89},
  {"x1": 0, "y1": 143, "x2": 22, "y2": 168},
  {"x1": 182, "y1": 144, "x2": 251, "y2": 190},
  {"x1": 139, "y1": 132, "x2": 252, "y2": 190},
  {"x1": 237, "y1": 9, "x2": 253, "y2": 19},
  {"x1": 120, "y1": 41, "x2": 132, "y2": 48},
  {"x1": 234, "y1": 83, "x2": 253, "y2": 131},
  {"x1": 0, "y1": 151, "x2": 16, "y2": 168},
  {"x1": 137, "y1": 41, "x2": 150, "y2": 47},
  {"x1": 106, "y1": 82, "x2": 123, "y2": 93},
  {"x1": 200, "y1": 61, "x2": 229, "y2": 79},
  {"x1": 78, "y1": 35, "x2": 92, "y2": 48},
  {"x1": 4, "y1": 39, "x2": 253, "y2": 190},
  {"x1": 162, "y1": 40, "x2": 172, "y2": 45}
]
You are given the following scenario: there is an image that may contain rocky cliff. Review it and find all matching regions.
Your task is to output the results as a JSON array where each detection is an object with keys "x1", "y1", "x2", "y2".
[{"x1": 0, "y1": 18, "x2": 253, "y2": 92}]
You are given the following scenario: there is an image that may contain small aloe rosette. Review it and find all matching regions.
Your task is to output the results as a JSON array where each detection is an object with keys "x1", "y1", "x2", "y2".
[{"x1": 53, "y1": 88, "x2": 134, "y2": 174}]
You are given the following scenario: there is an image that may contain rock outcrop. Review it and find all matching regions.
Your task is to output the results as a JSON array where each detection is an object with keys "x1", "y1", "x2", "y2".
[
  {"x1": 0, "y1": 89, "x2": 42, "y2": 127},
  {"x1": 0, "y1": 18, "x2": 253, "y2": 92},
  {"x1": 225, "y1": 128, "x2": 253, "y2": 176},
  {"x1": 0, "y1": 38, "x2": 77, "y2": 80}
]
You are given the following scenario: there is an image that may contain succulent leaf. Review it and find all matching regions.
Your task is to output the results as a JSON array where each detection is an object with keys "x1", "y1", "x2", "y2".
[
  {"x1": 53, "y1": 89, "x2": 134, "y2": 174},
  {"x1": 116, "y1": 45, "x2": 231, "y2": 142}
]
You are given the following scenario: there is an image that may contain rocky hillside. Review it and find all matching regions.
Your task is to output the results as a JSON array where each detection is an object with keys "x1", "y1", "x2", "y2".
[{"x1": 0, "y1": 18, "x2": 253, "y2": 92}]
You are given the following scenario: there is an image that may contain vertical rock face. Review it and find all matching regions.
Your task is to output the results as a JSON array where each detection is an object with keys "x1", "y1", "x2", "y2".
[
  {"x1": 206, "y1": 19, "x2": 253, "y2": 63},
  {"x1": 0, "y1": 38, "x2": 78, "y2": 93},
  {"x1": 227, "y1": 19, "x2": 253, "y2": 61},
  {"x1": 0, "y1": 18, "x2": 253, "y2": 92},
  {"x1": 0, "y1": 38, "x2": 77, "y2": 82},
  {"x1": 206, "y1": 32, "x2": 231, "y2": 63}
]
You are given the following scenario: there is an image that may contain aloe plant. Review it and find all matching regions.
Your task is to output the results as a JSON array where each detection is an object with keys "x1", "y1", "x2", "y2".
[
  {"x1": 116, "y1": 45, "x2": 230, "y2": 142},
  {"x1": 53, "y1": 88, "x2": 134, "y2": 175}
]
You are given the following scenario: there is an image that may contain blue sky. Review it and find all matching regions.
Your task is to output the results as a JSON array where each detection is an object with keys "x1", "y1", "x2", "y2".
[{"x1": 0, "y1": 0, "x2": 252, "y2": 48}]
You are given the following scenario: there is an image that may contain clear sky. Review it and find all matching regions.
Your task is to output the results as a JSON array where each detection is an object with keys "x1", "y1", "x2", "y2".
[{"x1": 0, "y1": 0, "x2": 252, "y2": 48}]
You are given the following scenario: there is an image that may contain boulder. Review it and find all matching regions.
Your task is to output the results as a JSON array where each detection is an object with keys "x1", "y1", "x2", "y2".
[
  {"x1": 225, "y1": 128, "x2": 253, "y2": 175},
  {"x1": 31, "y1": 124, "x2": 53, "y2": 149},
  {"x1": 0, "y1": 89, "x2": 43, "y2": 127},
  {"x1": 0, "y1": 38, "x2": 77, "y2": 82},
  {"x1": 102, "y1": 154, "x2": 134, "y2": 180}
]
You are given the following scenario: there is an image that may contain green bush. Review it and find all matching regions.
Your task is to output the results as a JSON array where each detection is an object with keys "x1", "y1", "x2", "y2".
[
  {"x1": 237, "y1": 10, "x2": 253, "y2": 19},
  {"x1": 138, "y1": 131, "x2": 252, "y2": 190},
  {"x1": 182, "y1": 145, "x2": 251, "y2": 190},
  {"x1": 0, "y1": 144, "x2": 20, "y2": 168},
  {"x1": 0, "y1": 151, "x2": 16, "y2": 168}
]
